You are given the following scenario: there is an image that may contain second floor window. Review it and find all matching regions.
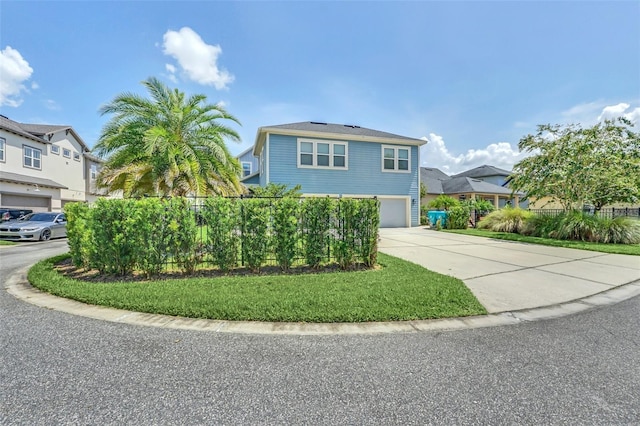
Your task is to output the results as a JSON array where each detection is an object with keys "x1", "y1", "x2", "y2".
[
  {"x1": 242, "y1": 162, "x2": 252, "y2": 177},
  {"x1": 51, "y1": 145, "x2": 60, "y2": 155},
  {"x1": 382, "y1": 145, "x2": 410, "y2": 173},
  {"x1": 63, "y1": 148, "x2": 71, "y2": 158},
  {"x1": 0, "y1": 137, "x2": 5, "y2": 162},
  {"x1": 24, "y1": 146, "x2": 42, "y2": 169},
  {"x1": 73, "y1": 151, "x2": 80, "y2": 161},
  {"x1": 298, "y1": 139, "x2": 348, "y2": 169}
]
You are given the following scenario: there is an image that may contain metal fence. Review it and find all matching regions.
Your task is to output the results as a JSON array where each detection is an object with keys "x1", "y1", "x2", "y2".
[
  {"x1": 528, "y1": 208, "x2": 640, "y2": 220},
  {"x1": 132, "y1": 195, "x2": 379, "y2": 271}
]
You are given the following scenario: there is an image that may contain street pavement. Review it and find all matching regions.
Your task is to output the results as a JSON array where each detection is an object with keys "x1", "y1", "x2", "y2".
[{"x1": 1, "y1": 235, "x2": 640, "y2": 424}]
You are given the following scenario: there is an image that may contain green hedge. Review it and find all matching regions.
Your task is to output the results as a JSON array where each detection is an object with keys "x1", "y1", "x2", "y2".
[{"x1": 65, "y1": 196, "x2": 380, "y2": 276}]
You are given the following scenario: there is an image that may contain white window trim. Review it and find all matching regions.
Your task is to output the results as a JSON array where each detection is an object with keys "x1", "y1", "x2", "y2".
[
  {"x1": 63, "y1": 148, "x2": 71, "y2": 158},
  {"x1": 0, "y1": 137, "x2": 5, "y2": 162},
  {"x1": 241, "y1": 161, "x2": 252, "y2": 176},
  {"x1": 90, "y1": 164, "x2": 98, "y2": 180},
  {"x1": 73, "y1": 151, "x2": 81, "y2": 161},
  {"x1": 23, "y1": 145, "x2": 42, "y2": 170},
  {"x1": 381, "y1": 144, "x2": 411, "y2": 173},
  {"x1": 297, "y1": 138, "x2": 348, "y2": 170},
  {"x1": 51, "y1": 144, "x2": 60, "y2": 155}
]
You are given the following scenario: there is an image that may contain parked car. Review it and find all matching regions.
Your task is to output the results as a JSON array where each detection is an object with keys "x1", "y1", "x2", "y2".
[
  {"x1": 0, "y1": 212, "x2": 67, "y2": 241},
  {"x1": 0, "y1": 208, "x2": 33, "y2": 222}
]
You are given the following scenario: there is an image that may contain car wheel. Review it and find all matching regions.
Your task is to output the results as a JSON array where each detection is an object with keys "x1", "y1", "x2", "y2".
[{"x1": 40, "y1": 229, "x2": 51, "y2": 241}]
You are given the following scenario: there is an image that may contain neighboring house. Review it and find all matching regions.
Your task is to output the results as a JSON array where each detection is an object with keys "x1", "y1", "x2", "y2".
[
  {"x1": 237, "y1": 146, "x2": 260, "y2": 186},
  {"x1": 0, "y1": 115, "x2": 105, "y2": 212},
  {"x1": 239, "y1": 121, "x2": 427, "y2": 227},
  {"x1": 421, "y1": 165, "x2": 526, "y2": 208}
]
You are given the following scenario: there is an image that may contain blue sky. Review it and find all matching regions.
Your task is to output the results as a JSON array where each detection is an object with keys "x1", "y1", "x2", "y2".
[{"x1": 1, "y1": 1, "x2": 639, "y2": 174}]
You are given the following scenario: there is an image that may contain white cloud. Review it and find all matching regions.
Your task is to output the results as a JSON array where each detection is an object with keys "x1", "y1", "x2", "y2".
[
  {"x1": 0, "y1": 46, "x2": 34, "y2": 107},
  {"x1": 623, "y1": 107, "x2": 640, "y2": 124},
  {"x1": 420, "y1": 133, "x2": 528, "y2": 175},
  {"x1": 43, "y1": 99, "x2": 60, "y2": 111},
  {"x1": 597, "y1": 102, "x2": 630, "y2": 121},
  {"x1": 595, "y1": 102, "x2": 640, "y2": 124},
  {"x1": 31, "y1": 81, "x2": 39, "y2": 90},
  {"x1": 162, "y1": 27, "x2": 234, "y2": 90}
]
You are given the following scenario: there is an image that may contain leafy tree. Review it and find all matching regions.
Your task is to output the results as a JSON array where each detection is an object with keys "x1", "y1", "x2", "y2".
[
  {"x1": 250, "y1": 183, "x2": 302, "y2": 198},
  {"x1": 93, "y1": 77, "x2": 243, "y2": 197},
  {"x1": 427, "y1": 194, "x2": 459, "y2": 211},
  {"x1": 510, "y1": 118, "x2": 640, "y2": 212},
  {"x1": 420, "y1": 182, "x2": 428, "y2": 199}
]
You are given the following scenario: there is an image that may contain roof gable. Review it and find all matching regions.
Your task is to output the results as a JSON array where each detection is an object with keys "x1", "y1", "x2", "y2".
[
  {"x1": 0, "y1": 115, "x2": 90, "y2": 152},
  {"x1": 451, "y1": 164, "x2": 512, "y2": 178}
]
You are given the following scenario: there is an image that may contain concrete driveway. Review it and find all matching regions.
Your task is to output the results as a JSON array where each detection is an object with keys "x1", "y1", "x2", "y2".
[{"x1": 379, "y1": 227, "x2": 640, "y2": 313}]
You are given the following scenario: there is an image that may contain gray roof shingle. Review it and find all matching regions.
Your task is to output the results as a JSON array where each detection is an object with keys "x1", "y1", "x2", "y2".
[
  {"x1": 451, "y1": 164, "x2": 512, "y2": 178},
  {"x1": 261, "y1": 121, "x2": 425, "y2": 143}
]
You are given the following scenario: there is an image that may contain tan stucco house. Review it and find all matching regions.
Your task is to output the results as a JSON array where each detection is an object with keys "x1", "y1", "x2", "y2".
[{"x1": 0, "y1": 115, "x2": 106, "y2": 212}]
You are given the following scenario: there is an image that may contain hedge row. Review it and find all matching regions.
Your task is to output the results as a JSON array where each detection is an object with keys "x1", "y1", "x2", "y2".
[{"x1": 65, "y1": 197, "x2": 380, "y2": 276}]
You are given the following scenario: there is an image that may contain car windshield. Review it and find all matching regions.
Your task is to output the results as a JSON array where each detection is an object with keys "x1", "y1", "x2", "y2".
[{"x1": 22, "y1": 213, "x2": 58, "y2": 222}]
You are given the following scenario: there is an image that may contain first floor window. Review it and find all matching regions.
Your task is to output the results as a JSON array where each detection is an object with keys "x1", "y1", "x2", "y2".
[
  {"x1": 382, "y1": 145, "x2": 411, "y2": 172},
  {"x1": 0, "y1": 137, "x2": 5, "y2": 162},
  {"x1": 90, "y1": 164, "x2": 98, "y2": 180},
  {"x1": 24, "y1": 146, "x2": 42, "y2": 169},
  {"x1": 242, "y1": 162, "x2": 252, "y2": 177},
  {"x1": 298, "y1": 139, "x2": 348, "y2": 169}
]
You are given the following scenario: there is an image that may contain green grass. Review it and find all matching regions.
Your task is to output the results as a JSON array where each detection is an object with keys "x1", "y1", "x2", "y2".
[
  {"x1": 445, "y1": 229, "x2": 640, "y2": 256},
  {"x1": 0, "y1": 240, "x2": 17, "y2": 246},
  {"x1": 28, "y1": 253, "x2": 486, "y2": 323}
]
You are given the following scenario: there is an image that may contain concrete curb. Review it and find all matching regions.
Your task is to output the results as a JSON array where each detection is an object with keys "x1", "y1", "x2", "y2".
[{"x1": 6, "y1": 265, "x2": 640, "y2": 335}]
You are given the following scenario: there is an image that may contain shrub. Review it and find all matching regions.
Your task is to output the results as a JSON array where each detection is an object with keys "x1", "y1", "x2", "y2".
[
  {"x1": 63, "y1": 202, "x2": 92, "y2": 269},
  {"x1": 166, "y1": 197, "x2": 199, "y2": 274},
  {"x1": 333, "y1": 198, "x2": 359, "y2": 269},
  {"x1": 91, "y1": 198, "x2": 139, "y2": 275},
  {"x1": 272, "y1": 198, "x2": 300, "y2": 270},
  {"x1": 525, "y1": 210, "x2": 640, "y2": 244},
  {"x1": 356, "y1": 198, "x2": 380, "y2": 267},
  {"x1": 241, "y1": 198, "x2": 271, "y2": 272},
  {"x1": 447, "y1": 205, "x2": 471, "y2": 230},
  {"x1": 477, "y1": 207, "x2": 533, "y2": 233},
  {"x1": 201, "y1": 197, "x2": 240, "y2": 272},
  {"x1": 301, "y1": 197, "x2": 334, "y2": 268},
  {"x1": 133, "y1": 198, "x2": 172, "y2": 277},
  {"x1": 428, "y1": 195, "x2": 460, "y2": 211}
]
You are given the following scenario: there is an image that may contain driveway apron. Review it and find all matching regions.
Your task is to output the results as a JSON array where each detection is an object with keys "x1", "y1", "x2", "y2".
[{"x1": 379, "y1": 227, "x2": 640, "y2": 313}]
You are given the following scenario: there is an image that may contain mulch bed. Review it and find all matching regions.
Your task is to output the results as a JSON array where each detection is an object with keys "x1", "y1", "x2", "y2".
[{"x1": 54, "y1": 257, "x2": 377, "y2": 284}]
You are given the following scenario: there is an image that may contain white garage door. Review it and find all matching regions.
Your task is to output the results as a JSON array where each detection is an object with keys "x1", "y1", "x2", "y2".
[
  {"x1": 379, "y1": 198, "x2": 408, "y2": 228},
  {"x1": 1, "y1": 194, "x2": 51, "y2": 212}
]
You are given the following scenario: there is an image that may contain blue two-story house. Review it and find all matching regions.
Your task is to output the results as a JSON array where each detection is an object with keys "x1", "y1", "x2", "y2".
[{"x1": 238, "y1": 121, "x2": 427, "y2": 227}]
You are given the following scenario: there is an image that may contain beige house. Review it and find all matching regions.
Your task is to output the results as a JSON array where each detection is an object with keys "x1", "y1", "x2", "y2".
[
  {"x1": 0, "y1": 115, "x2": 106, "y2": 212},
  {"x1": 420, "y1": 166, "x2": 525, "y2": 209}
]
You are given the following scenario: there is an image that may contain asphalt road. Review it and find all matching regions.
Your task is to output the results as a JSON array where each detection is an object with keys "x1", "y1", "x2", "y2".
[{"x1": 1, "y1": 241, "x2": 639, "y2": 425}]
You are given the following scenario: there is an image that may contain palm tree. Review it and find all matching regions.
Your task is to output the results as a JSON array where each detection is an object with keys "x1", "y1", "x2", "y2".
[{"x1": 93, "y1": 77, "x2": 243, "y2": 197}]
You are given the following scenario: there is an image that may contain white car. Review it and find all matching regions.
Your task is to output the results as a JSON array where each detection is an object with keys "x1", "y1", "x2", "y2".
[{"x1": 0, "y1": 212, "x2": 67, "y2": 241}]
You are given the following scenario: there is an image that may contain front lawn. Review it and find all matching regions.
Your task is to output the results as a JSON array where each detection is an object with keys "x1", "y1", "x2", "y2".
[
  {"x1": 28, "y1": 253, "x2": 487, "y2": 323},
  {"x1": 0, "y1": 240, "x2": 16, "y2": 246},
  {"x1": 445, "y1": 229, "x2": 640, "y2": 256}
]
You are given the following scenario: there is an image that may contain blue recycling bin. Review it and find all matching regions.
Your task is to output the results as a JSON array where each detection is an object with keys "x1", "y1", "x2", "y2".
[{"x1": 427, "y1": 210, "x2": 448, "y2": 228}]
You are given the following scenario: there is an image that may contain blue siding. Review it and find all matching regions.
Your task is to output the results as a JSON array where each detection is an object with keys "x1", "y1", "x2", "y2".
[
  {"x1": 266, "y1": 134, "x2": 420, "y2": 226},
  {"x1": 238, "y1": 150, "x2": 259, "y2": 176}
]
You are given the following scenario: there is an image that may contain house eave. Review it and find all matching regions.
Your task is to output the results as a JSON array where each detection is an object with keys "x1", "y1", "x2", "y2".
[{"x1": 253, "y1": 127, "x2": 426, "y2": 156}]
